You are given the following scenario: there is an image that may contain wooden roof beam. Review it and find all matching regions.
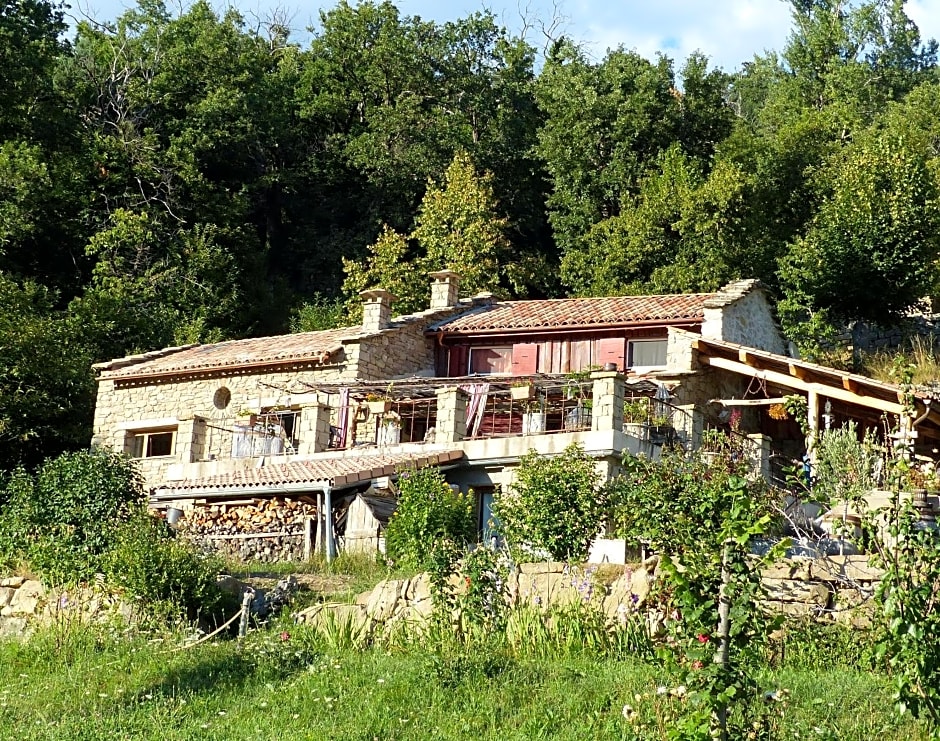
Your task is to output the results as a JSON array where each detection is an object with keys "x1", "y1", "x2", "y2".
[
  {"x1": 701, "y1": 355, "x2": 904, "y2": 415},
  {"x1": 788, "y1": 362, "x2": 808, "y2": 381}
]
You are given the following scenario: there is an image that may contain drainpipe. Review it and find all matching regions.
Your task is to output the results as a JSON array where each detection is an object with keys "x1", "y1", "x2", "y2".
[{"x1": 323, "y1": 485, "x2": 336, "y2": 563}]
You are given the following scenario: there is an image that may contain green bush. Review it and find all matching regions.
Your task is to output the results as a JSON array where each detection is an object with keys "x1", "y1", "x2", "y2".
[
  {"x1": 385, "y1": 466, "x2": 476, "y2": 571},
  {"x1": 105, "y1": 512, "x2": 223, "y2": 617},
  {"x1": 0, "y1": 448, "x2": 145, "y2": 582},
  {"x1": 493, "y1": 443, "x2": 602, "y2": 561}
]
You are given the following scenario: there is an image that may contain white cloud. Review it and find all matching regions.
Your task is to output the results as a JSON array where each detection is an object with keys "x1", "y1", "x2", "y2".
[{"x1": 572, "y1": 0, "x2": 792, "y2": 71}]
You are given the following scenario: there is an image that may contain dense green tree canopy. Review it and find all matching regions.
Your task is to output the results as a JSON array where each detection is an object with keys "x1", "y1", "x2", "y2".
[{"x1": 3, "y1": 0, "x2": 940, "y2": 468}]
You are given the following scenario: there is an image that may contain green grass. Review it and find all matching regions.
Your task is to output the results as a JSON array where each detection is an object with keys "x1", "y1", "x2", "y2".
[{"x1": 0, "y1": 619, "x2": 930, "y2": 741}]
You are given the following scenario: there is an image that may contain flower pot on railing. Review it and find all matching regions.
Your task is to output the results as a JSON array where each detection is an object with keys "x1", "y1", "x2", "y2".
[
  {"x1": 522, "y1": 411, "x2": 546, "y2": 436},
  {"x1": 510, "y1": 383, "x2": 536, "y2": 402},
  {"x1": 367, "y1": 399, "x2": 392, "y2": 415}
]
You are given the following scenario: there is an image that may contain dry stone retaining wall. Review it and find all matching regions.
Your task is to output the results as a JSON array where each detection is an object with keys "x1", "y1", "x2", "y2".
[
  {"x1": 0, "y1": 577, "x2": 135, "y2": 639},
  {"x1": 295, "y1": 556, "x2": 883, "y2": 636}
]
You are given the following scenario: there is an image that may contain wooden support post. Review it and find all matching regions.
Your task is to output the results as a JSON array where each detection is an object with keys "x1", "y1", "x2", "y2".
[
  {"x1": 238, "y1": 588, "x2": 254, "y2": 639},
  {"x1": 303, "y1": 516, "x2": 313, "y2": 561},
  {"x1": 807, "y1": 388, "x2": 819, "y2": 455},
  {"x1": 317, "y1": 490, "x2": 325, "y2": 557}
]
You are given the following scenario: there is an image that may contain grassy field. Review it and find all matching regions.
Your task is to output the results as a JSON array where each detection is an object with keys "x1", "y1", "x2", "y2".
[{"x1": 0, "y1": 614, "x2": 929, "y2": 741}]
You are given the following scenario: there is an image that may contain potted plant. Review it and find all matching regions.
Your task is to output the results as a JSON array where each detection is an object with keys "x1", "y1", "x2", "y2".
[
  {"x1": 365, "y1": 386, "x2": 394, "y2": 414},
  {"x1": 622, "y1": 398, "x2": 651, "y2": 439},
  {"x1": 510, "y1": 380, "x2": 536, "y2": 402}
]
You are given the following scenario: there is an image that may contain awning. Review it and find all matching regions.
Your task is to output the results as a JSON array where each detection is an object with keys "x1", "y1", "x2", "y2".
[{"x1": 152, "y1": 449, "x2": 465, "y2": 500}]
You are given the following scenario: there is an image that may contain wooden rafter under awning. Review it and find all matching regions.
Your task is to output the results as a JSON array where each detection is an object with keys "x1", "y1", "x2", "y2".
[{"x1": 681, "y1": 330, "x2": 935, "y2": 423}]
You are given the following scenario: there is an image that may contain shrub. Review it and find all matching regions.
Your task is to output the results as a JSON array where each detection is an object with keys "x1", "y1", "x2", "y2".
[
  {"x1": 0, "y1": 448, "x2": 146, "y2": 582},
  {"x1": 105, "y1": 512, "x2": 223, "y2": 617},
  {"x1": 493, "y1": 443, "x2": 602, "y2": 561},
  {"x1": 385, "y1": 466, "x2": 476, "y2": 571}
]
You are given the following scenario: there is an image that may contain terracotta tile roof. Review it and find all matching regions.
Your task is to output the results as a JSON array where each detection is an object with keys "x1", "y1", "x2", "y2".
[
  {"x1": 97, "y1": 326, "x2": 358, "y2": 380},
  {"x1": 432, "y1": 293, "x2": 715, "y2": 333},
  {"x1": 153, "y1": 449, "x2": 464, "y2": 498}
]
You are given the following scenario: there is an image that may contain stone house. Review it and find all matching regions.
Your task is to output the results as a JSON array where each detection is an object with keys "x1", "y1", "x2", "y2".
[{"x1": 94, "y1": 272, "x2": 939, "y2": 559}]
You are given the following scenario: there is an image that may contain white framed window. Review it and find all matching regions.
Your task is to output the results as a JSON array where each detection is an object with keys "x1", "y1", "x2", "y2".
[
  {"x1": 628, "y1": 339, "x2": 667, "y2": 370},
  {"x1": 468, "y1": 347, "x2": 512, "y2": 375},
  {"x1": 128, "y1": 429, "x2": 176, "y2": 458}
]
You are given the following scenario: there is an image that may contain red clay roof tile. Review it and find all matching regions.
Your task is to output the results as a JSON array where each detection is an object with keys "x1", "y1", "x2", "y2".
[
  {"x1": 434, "y1": 294, "x2": 714, "y2": 333},
  {"x1": 100, "y1": 327, "x2": 355, "y2": 379}
]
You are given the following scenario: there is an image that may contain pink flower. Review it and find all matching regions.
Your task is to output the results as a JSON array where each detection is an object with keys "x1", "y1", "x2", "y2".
[
  {"x1": 280, "y1": 631, "x2": 291, "y2": 641},
  {"x1": 696, "y1": 633, "x2": 710, "y2": 644}
]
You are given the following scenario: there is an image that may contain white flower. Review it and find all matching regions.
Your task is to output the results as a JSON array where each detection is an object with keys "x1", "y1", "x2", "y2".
[
  {"x1": 656, "y1": 686, "x2": 668, "y2": 695},
  {"x1": 622, "y1": 704, "x2": 637, "y2": 720}
]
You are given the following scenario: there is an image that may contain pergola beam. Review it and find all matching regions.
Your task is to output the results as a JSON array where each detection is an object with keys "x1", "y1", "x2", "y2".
[{"x1": 700, "y1": 354, "x2": 905, "y2": 415}]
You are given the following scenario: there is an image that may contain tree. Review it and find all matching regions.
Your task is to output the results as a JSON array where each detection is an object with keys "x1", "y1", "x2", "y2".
[
  {"x1": 412, "y1": 151, "x2": 510, "y2": 295},
  {"x1": 342, "y1": 151, "x2": 513, "y2": 316},
  {"x1": 778, "y1": 130, "x2": 940, "y2": 346},
  {"x1": 0, "y1": 447, "x2": 144, "y2": 581},
  {"x1": 493, "y1": 444, "x2": 602, "y2": 561},
  {"x1": 0, "y1": 274, "x2": 95, "y2": 470}
]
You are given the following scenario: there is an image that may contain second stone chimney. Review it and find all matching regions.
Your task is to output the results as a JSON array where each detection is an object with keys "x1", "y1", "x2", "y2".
[
  {"x1": 429, "y1": 271, "x2": 460, "y2": 310},
  {"x1": 360, "y1": 289, "x2": 396, "y2": 333}
]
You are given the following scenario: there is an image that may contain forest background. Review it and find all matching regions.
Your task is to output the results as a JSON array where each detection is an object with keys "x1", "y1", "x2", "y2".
[{"x1": 3, "y1": 0, "x2": 940, "y2": 472}]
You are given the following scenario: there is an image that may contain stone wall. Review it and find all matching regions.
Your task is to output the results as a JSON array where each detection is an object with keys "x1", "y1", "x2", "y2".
[
  {"x1": 760, "y1": 555, "x2": 882, "y2": 628},
  {"x1": 0, "y1": 577, "x2": 134, "y2": 639},
  {"x1": 702, "y1": 280, "x2": 787, "y2": 355},
  {"x1": 294, "y1": 556, "x2": 882, "y2": 638}
]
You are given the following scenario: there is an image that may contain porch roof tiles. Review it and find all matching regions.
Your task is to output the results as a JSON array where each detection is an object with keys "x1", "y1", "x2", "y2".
[{"x1": 153, "y1": 449, "x2": 465, "y2": 499}]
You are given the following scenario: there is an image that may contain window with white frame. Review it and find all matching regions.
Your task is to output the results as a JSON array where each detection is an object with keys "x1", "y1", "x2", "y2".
[
  {"x1": 628, "y1": 339, "x2": 667, "y2": 370},
  {"x1": 128, "y1": 428, "x2": 176, "y2": 458}
]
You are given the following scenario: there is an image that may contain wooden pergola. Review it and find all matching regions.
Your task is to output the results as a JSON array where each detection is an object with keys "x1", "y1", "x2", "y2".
[{"x1": 680, "y1": 331, "x2": 940, "y2": 449}]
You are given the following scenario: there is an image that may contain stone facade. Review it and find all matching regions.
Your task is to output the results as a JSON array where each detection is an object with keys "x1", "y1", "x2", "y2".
[
  {"x1": 93, "y1": 298, "x2": 465, "y2": 489},
  {"x1": 702, "y1": 280, "x2": 787, "y2": 355}
]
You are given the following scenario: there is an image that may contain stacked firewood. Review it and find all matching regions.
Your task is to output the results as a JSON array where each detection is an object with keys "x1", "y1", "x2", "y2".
[{"x1": 177, "y1": 497, "x2": 319, "y2": 562}]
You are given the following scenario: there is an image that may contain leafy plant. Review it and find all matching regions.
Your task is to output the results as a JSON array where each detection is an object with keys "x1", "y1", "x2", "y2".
[
  {"x1": 105, "y1": 512, "x2": 224, "y2": 618},
  {"x1": 623, "y1": 398, "x2": 652, "y2": 424},
  {"x1": 608, "y1": 450, "x2": 783, "y2": 740},
  {"x1": 384, "y1": 466, "x2": 476, "y2": 571},
  {"x1": 493, "y1": 444, "x2": 603, "y2": 562},
  {"x1": 0, "y1": 448, "x2": 146, "y2": 582}
]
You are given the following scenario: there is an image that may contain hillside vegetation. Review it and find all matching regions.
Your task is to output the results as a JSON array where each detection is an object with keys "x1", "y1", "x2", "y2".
[{"x1": 3, "y1": 0, "x2": 940, "y2": 465}]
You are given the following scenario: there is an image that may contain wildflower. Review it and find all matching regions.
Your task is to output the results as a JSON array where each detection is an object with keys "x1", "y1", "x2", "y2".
[
  {"x1": 656, "y1": 686, "x2": 668, "y2": 696},
  {"x1": 670, "y1": 685, "x2": 687, "y2": 698},
  {"x1": 696, "y1": 633, "x2": 710, "y2": 643},
  {"x1": 280, "y1": 631, "x2": 291, "y2": 641},
  {"x1": 691, "y1": 660, "x2": 704, "y2": 670},
  {"x1": 622, "y1": 704, "x2": 637, "y2": 721}
]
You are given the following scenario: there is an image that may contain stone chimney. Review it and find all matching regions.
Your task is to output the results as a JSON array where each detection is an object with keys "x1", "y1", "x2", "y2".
[
  {"x1": 360, "y1": 289, "x2": 396, "y2": 333},
  {"x1": 429, "y1": 271, "x2": 460, "y2": 310}
]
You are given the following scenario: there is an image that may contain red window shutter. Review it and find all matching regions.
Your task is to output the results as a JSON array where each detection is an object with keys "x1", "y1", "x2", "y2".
[
  {"x1": 511, "y1": 343, "x2": 538, "y2": 375},
  {"x1": 448, "y1": 345, "x2": 469, "y2": 377},
  {"x1": 596, "y1": 337, "x2": 625, "y2": 370}
]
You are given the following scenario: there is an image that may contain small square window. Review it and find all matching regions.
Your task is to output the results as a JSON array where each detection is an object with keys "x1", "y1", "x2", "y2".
[{"x1": 628, "y1": 339, "x2": 667, "y2": 369}]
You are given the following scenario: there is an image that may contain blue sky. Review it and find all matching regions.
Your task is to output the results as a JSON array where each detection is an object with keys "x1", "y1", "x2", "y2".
[{"x1": 70, "y1": 0, "x2": 940, "y2": 73}]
